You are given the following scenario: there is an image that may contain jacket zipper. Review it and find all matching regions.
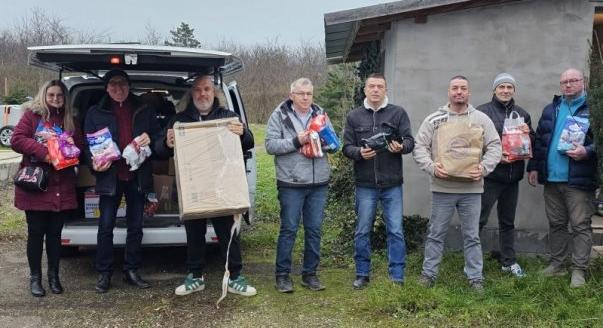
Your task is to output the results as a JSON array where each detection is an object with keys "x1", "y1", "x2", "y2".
[{"x1": 372, "y1": 110, "x2": 378, "y2": 185}]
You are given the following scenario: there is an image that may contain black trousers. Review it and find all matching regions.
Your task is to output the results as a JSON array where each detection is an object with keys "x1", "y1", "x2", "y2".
[
  {"x1": 479, "y1": 179, "x2": 519, "y2": 266},
  {"x1": 184, "y1": 215, "x2": 242, "y2": 279},
  {"x1": 25, "y1": 211, "x2": 66, "y2": 276}
]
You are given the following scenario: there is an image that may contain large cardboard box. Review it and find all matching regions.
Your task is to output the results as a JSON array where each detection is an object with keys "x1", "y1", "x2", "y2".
[
  {"x1": 84, "y1": 188, "x2": 126, "y2": 219},
  {"x1": 173, "y1": 118, "x2": 250, "y2": 219},
  {"x1": 153, "y1": 174, "x2": 178, "y2": 213}
]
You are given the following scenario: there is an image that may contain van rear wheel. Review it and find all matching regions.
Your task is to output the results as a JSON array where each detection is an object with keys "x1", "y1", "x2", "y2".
[{"x1": 0, "y1": 126, "x2": 13, "y2": 147}]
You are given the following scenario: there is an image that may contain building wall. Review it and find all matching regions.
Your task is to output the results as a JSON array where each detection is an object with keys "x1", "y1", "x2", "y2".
[{"x1": 382, "y1": 0, "x2": 596, "y2": 253}]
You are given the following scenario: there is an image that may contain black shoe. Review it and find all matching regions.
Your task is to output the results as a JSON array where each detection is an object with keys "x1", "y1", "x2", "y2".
[
  {"x1": 48, "y1": 269, "x2": 64, "y2": 294},
  {"x1": 301, "y1": 274, "x2": 325, "y2": 291},
  {"x1": 352, "y1": 276, "x2": 370, "y2": 289},
  {"x1": 30, "y1": 274, "x2": 46, "y2": 297},
  {"x1": 123, "y1": 270, "x2": 150, "y2": 289},
  {"x1": 275, "y1": 275, "x2": 293, "y2": 293},
  {"x1": 95, "y1": 273, "x2": 111, "y2": 293}
]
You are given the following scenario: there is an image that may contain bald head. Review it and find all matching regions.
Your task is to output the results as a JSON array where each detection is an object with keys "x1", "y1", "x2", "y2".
[{"x1": 559, "y1": 68, "x2": 585, "y2": 100}]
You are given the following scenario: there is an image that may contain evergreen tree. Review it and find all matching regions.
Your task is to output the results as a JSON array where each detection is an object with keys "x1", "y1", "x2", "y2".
[{"x1": 164, "y1": 22, "x2": 201, "y2": 48}]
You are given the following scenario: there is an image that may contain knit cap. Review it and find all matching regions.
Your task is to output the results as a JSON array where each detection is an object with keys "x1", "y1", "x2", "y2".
[{"x1": 492, "y1": 73, "x2": 516, "y2": 90}]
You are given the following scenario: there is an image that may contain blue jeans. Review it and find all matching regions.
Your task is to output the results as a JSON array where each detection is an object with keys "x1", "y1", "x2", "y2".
[
  {"x1": 275, "y1": 185, "x2": 328, "y2": 276},
  {"x1": 96, "y1": 180, "x2": 145, "y2": 273},
  {"x1": 354, "y1": 185, "x2": 406, "y2": 281},
  {"x1": 422, "y1": 192, "x2": 483, "y2": 282}
]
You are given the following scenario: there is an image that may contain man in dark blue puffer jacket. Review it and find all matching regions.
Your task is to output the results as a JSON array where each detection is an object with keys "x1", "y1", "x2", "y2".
[{"x1": 527, "y1": 68, "x2": 597, "y2": 288}]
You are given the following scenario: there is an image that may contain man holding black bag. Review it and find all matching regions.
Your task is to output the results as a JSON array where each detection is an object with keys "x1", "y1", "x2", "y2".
[
  {"x1": 342, "y1": 73, "x2": 414, "y2": 289},
  {"x1": 476, "y1": 73, "x2": 534, "y2": 278}
]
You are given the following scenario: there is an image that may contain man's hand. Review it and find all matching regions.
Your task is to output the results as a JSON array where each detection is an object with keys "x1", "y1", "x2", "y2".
[
  {"x1": 360, "y1": 146, "x2": 376, "y2": 160},
  {"x1": 468, "y1": 164, "x2": 483, "y2": 181},
  {"x1": 92, "y1": 159, "x2": 112, "y2": 172},
  {"x1": 519, "y1": 123, "x2": 530, "y2": 134},
  {"x1": 297, "y1": 131, "x2": 311, "y2": 145},
  {"x1": 227, "y1": 121, "x2": 245, "y2": 136},
  {"x1": 166, "y1": 129, "x2": 175, "y2": 149},
  {"x1": 136, "y1": 132, "x2": 150, "y2": 147},
  {"x1": 566, "y1": 143, "x2": 587, "y2": 161},
  {"x1": 500, "y1": 151, "x2": 512, "y2": 164},
  {"x1": 528, "y1": 171, "x2": 538, "y2": 187},
  {"x1": 434, "y1": 162, "x2": 448, "y2": 179},
  {"x1": 387, "y1": 140, "x2": 403, "y2": 153}
]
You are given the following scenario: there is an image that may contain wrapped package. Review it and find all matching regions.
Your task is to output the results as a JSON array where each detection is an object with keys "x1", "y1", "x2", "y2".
[
  {"x1": 502, "y1": 111, "x2": 531, "y2": 161},
  {"x1": 300, "y1": 131, "x2": 324, "y2": 158},
  {"x1": 173, "y1": 118, "x2": 250, "y2": 220},
  {"x1": 435, "y1": 119, "x2": 484, "y2": 180},
  {"x1": 308, "y1": 113, "x2": 340, "y2": 151},
  {"x1": 86, "y1": 127, "x2": 121, "y2": 166},
  {"x1": 122, "y1": 136, "x2": 152, "y2": 171},
  {"x1": 557, "y1": 116, "x2": 589, "y2": 152},
  {"x1": 58, "y1": 131, "x2": 81, "y2": 159},
  {"x1": 47, "y1": 135, "x2": 79, "y2": 170}
]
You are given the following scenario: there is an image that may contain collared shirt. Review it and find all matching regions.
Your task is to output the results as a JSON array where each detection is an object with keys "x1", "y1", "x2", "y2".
[
  {"x1": 292, "y1": 105, "x2": 312, "y2": 128},
  {"x1": 363, "y1": 96, "x2": 389, "y2": 112}
]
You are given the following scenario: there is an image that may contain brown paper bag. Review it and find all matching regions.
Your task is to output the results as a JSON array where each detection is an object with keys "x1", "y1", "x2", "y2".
[
  {"x1": 173, "y1": 118, "x2": 250, "y2": 220},
  {"x1": 435, "y1": 119, "x2": 484, "y2": 180}
]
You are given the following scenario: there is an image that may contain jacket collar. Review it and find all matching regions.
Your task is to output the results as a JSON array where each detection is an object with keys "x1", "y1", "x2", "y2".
[
  {"x1": 491, "y1": 95, "x2": 515, "y2": 112},
  {"x1": 363, "y1": 96, "x2": 389, "y2": 112}
]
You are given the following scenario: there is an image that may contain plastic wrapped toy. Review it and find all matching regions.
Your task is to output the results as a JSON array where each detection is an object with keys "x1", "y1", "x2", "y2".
[
  {"x1": 308, "y1": 113, "x2": 340, "y2": 151},
  {"x1": 122, "y1": 136, "x2": 152, "y2": 171},
  {"x1": 47, "y1": 135, "x2": 79, "y2": 170},
  {"x1": 87, "y1": 127, "x2": 121, "y2": 167},
  {"x1": 557, "y1": 115, "x2": 589, "y2": 152},
  {"x1": 502, "y1": 111, "x2": 531, "y2": 161},
  {"x1": 58, "y1": 131, "x2": 81, "y2": 159}
]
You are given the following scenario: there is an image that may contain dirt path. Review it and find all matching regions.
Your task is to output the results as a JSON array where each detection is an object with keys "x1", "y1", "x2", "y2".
[{"x1": 0, "y1": 240, "x2": 258, "y2": 327}]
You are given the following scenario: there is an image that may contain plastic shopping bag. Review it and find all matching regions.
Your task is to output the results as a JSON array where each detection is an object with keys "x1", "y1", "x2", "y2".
[
  {"x1": 502, "y1": 111, "x2": 531, "y2": 161},
  {"x1": 122, "y1": 136, "x2": 152, "y2": 171}
]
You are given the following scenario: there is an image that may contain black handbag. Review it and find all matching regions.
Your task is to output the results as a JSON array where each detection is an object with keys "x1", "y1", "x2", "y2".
[{"x1": 13, "y1": 166, "x2": 48, "y2": 192}]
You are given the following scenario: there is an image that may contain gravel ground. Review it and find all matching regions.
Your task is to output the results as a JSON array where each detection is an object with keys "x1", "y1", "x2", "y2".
[{"x1": 0, "y1": 241, "x2": 257, "y2": 328}]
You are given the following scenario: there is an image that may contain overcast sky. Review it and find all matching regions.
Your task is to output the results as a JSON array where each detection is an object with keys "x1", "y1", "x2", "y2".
[{"x1": 2, "y1": 0, "x2": 394, "y2": 47}]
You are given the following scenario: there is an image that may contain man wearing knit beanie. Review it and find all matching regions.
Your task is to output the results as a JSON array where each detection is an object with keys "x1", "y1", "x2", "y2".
[{"x1": 476, "y1": 72, "x2": 534, "y2": 278}]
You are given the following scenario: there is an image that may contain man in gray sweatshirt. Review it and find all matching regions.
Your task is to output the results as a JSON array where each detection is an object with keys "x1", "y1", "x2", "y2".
[{"x1": 413, "y1": 76, "x2": 501, "y2": 293}]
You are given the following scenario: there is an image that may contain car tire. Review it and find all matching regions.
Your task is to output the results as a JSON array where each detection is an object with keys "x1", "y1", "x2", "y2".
[{"x1": 0, "y1": 126, "x2": 14, "y2": 147}]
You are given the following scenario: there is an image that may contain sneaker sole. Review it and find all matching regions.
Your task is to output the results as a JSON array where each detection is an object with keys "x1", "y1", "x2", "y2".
[
  {"x1": 175, "y1": 285, "x2": 205, "y2": 296},
  {"x1": 300, "y1": 282, "x2": 325, "y2": 291},
  {"x1": 275, "y1": 286, "x2": 294, "y2": 293},
  {"x1": 228, "y1": 286, "x2": 257, "y2": 296}
]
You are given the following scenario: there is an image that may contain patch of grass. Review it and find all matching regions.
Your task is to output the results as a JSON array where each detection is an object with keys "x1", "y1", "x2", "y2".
[
  {"x1": 250, "y1": 124, "x2": 279, "y2": 221},
  {"x1": 0, "y1": 185, "x2": 25, "y2": 240}
]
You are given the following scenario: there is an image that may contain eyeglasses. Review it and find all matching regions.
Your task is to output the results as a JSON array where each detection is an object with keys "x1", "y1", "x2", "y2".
[
  {"x1": 47, "y1": 93, "x2": 64, "y2": 99},
  {"x1": 292, "y1": 92, "x2": 313, "y2": 97},
  {"x1": 559, "y1": 78, "x2": 583, "y2": 86}
]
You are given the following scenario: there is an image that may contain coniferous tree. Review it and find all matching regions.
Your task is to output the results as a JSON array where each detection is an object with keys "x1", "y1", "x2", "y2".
[{"x1": 164, "y1": 22, "x2": 201, "y2": 48}]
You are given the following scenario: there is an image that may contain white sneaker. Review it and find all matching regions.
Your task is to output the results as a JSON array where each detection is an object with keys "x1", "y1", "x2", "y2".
[
  {"x1": 228, "y1": 276, "x2": 257, "y2": 296},
  {"x1": 502, "y1": 263, "x2": 526, "y2": 278},
  {"x1": 175, "y1": 273, "x2": 205, "y2": 296}
]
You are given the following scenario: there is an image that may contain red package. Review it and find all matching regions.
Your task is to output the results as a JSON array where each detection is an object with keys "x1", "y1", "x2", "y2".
[
  {"x1": 47, "y1": 136, "x2": 79, "y2": 170},
  {"x1": 300, "y1": 131, "x2": 323, "y2": 158},
  {"x1": 502, "y1": 129, "x2": 531, "y2": 161}
]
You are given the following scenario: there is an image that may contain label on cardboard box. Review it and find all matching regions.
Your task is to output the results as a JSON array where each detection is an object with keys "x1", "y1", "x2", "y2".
[{"x1": 84, "y1": 188, "x2": 126, "y2": 219}]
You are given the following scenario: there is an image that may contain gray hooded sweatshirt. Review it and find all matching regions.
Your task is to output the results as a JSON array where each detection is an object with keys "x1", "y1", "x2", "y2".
[{"x1": 413, "y1": 103, "x2": 502, "y2": 194}]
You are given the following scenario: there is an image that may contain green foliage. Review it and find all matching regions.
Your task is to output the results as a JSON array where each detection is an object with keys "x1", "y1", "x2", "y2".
[
  {"x1": 314, "y1": 63, "x2": 359, "y2": 133},
  {"x1": 2, "y1": 87, "x2": 29, "y2": 105},
  {"x1": 164, "y1": 22, "x2": 201, "y2": 48},
  {"x1": 588, "y1": 38, "x2": 603, "y2": 192},
  {"x1": 249, "y1": 124, "x2": 279, "y2": 222},
  {"x1": 354, "y1": 40, "x2": 382, "y2": 107}
]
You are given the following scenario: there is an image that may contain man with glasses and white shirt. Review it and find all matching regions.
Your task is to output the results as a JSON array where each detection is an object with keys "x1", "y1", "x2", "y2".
[
  {"x1": 266, "y1": 78, "x2": 333, "y2": 293},
  {"x1": 527, "y1": 68, "x2": 596, "y2": 288}
]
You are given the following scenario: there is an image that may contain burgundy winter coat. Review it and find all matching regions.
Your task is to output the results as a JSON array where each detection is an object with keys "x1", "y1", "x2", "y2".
[{"x1": 11, "y1": 105, "x2": 84, "y2": 212}]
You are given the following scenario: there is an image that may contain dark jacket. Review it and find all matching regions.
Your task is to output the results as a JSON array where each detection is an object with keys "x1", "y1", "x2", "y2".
[
  {"x1": 12, "y1": 106, "x2": 84, "y2": 212},
  {"x1": 83, "y1": 94, "x2": 161, "y2": 196},
  {"x1": 265, "y1": 99, "x2": 331, "y2": 187},
  {"x1": 477, "y1": 96, "x2": 535, "y2": 183},
  {"x1": 526, "y1": 95, "x2": 597, "y2": 191},
  {"x1": 154, "y1": 100, "x2": 254, "y2": 159},
  {"x1": 342, "y1": 102, "x2": 414, "y2": 188}
]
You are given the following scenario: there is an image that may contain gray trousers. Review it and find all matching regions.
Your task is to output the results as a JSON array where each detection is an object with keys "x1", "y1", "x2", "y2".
[
  {"x1": 422, "y1": 192, "x2": 483, "y2": 282},
  {"x1": 479, "y1": 179, "x2": 519, "y2": 266},
  {"x1": 544, "y1": 183, "x2": 594, "y2": 270}
]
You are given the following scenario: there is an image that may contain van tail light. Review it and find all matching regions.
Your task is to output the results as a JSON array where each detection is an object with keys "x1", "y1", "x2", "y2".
[
  {"x1": 61, "y1": 239, "x2": 71, "y2": 245},
  {"x1": 110, "y1": 56, "x2": 121, "y2": 65}
]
